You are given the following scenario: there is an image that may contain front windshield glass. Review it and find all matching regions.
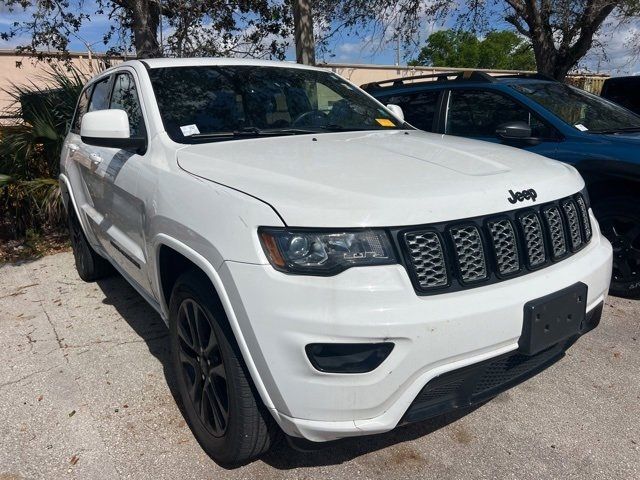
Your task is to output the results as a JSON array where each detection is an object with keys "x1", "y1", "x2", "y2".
[
  {"x1": 148, "y1": 65, "x2": 407, "y2": 143},
  {"x1": 512, "y1": 82, "x2": 640, "y2": 133}
]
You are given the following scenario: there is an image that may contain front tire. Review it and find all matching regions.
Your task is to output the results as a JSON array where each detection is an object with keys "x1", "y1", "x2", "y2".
[
  {"x1": 593, "y1": 197, "x2": 640, "y2": 299},
  {"x1": 169, "y1": 270, "x2": 278, "y2": 466},
  {"x1": 67, "y1": 206, "x2": 113, "y2": 282}
]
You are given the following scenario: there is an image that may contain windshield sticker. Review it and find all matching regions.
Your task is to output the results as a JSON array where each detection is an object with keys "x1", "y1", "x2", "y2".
[
  {"x1": 376, "y1": 118, "x2": 395, "y2": 127},
  {"x1": 180, "y1": 124, "x2": 200, "y2": 136},
  {"x1": 575, "y1": 123, "x2": 589, "y2": 131}
]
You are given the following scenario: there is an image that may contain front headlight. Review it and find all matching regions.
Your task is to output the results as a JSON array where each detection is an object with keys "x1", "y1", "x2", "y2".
[{"x1": 258, "y1": 228, "x2": 397, "y2": 275}]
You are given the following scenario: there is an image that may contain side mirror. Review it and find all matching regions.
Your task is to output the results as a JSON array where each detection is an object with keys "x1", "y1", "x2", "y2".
[
  {"x1": 496, "y1": 121, "x2": 537, "y2": 144},
  {"x1": 386, "y1": 104, "x2": 405, "y2": 122},
  {"x1": 81, "y1": 110, "x2": 146, "y2": 151}
]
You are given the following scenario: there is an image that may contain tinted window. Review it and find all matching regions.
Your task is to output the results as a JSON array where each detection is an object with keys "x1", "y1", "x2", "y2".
[
  {"x1": 110, "y1": 73, "x2": 145, "y2": 137},
  {"x1": 602, "y1": 80, "x2": 640, "y2": 114},
  {"x1": 71, "y1": 87, "x2": 91, "y2": 133},
  {"x1": 381, "y1": 91, "x2": 440, "y2": 131},
  {"x1": 88, "y1": 77, "x2": 111, "y2": 111},
  {"x1": 513, "y1": 82, "x2": 640, "y2": 132},
  {"x1": 148, "y1": 66, "x2": 409, "y2": 143},
  {"x1": 446, "y1": 89, "x2": 554, "y2": 138}
]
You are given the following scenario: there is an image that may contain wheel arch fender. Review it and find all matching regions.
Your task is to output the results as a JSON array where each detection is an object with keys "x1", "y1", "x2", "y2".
[{"x1": 151, "y1": 233, "x2": 278, "y2": 412}]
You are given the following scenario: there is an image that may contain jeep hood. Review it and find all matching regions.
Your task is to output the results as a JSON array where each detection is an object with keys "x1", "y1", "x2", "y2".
[{"x1": 176, "y1": 130, "x2": 584, "y2": 227}]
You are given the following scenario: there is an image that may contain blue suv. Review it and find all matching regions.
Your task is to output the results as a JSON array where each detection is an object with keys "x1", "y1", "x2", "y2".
[{"x1": 364, "y1": 72, "x2": 640, "y2": 298}]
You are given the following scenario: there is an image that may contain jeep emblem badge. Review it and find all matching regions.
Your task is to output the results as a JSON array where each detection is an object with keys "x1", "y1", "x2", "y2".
[{"x1": 508, "y1": 188, "x2": 537, "y2": 204}]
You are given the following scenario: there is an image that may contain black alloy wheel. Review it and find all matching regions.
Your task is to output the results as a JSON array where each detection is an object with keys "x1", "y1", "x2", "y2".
[
  {"x1": 176, "y1": 298, "x2": 229, "y2": 437},
  {"x1": 169, "y1": 270, "x2": 278, "y2": 466}
]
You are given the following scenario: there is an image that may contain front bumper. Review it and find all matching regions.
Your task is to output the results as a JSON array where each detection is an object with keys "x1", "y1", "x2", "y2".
[{"x1": 219, "y1": 229, "x2": 612, "y2": 442}]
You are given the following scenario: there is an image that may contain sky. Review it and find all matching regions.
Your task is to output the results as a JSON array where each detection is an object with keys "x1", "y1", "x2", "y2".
[{"x1": 1, "y1": 2, "x2": 639, "y2": 76}]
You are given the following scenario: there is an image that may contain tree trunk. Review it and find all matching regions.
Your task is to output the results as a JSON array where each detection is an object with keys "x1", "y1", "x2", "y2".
[
  {"x1": 292, "y1": 0, "x2": 315, "y2": 65},
  {"x1": 130, "y1": 0, "x2": 162, "y2": 58}
]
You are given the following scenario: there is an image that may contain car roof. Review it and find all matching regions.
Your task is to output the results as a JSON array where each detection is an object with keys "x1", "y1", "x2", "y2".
[{"x1": 118, "y1": 57, "x2": 328, "y2": 73}]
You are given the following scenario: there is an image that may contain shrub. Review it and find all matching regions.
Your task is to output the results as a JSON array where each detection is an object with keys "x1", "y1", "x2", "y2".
[{"x1": 0, "y1": 66, "x2": 87, "y2": 237}]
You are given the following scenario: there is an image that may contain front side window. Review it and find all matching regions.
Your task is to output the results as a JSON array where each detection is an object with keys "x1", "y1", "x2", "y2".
[
  {"x1": 512, "y1": 82, "x2": 640, "y2": 133},
  {"x1": 381, "y1": 91, "x2": 440, "y2": 132},
  {"x1": 71, "y1": 87, "x2": 91, "y2": 133},
  {"x1": 88, "y1": 77, "x2": 111, "y2": 111},
  {"x1": 110, "y1": 73, "x2": 145, "y2": 137},
  {"x1": 446, "y1": 89, "x2": 554, "y2": 138},
  {"x1": 148, "y1": 66, "x2": 409, "y2": 143}
]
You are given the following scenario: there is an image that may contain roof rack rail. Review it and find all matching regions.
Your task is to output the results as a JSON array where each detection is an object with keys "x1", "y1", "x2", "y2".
[
  {"x1": 361, "y1": 71, "x2": 496, "y2": 91},
  {"x1": 490, "y1": 72, "x2": 557, "y2": 82}
]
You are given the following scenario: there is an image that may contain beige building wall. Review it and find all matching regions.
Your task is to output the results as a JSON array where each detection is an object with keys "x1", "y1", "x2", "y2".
[{"x1": 0, "y1": 50, "x2": 123, "y2": 121}]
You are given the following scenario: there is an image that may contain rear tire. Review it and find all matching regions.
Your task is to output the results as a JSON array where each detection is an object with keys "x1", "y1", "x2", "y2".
[
  {"x1": 169, "y1": 269, "x2": 278, "y2": 466},
  {"x1": 67, "y1": 206, "x2": 113, "y2": 282},
  {"x1": 593, "y1": 197, "x2": 640, "y2": 299}
]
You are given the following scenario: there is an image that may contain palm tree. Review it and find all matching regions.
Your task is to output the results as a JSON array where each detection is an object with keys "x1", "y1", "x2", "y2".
[{"x1": 0, "y1": 66, "x2": 87, "y2": 237}]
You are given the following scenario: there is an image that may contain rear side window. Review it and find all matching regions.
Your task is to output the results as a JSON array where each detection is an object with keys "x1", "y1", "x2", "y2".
[
  {"x1": 71, "y1": 87, "x2": 91, "y2": 133},
  {"x1": 603, "y1": 80, "x2": 640, "y2": 114},
  {"x1": 446, "y1": 89, "x2": 555, "y2": 139},
  {"x1": 380, "y1": 90, "x2": 440, "y2": 132},
  {"x1": 88, "y1": 77, "x2": 111, "y2": 111},
  {"x1": 110, "y1": 72, "x2": 146, "y2": 137}
]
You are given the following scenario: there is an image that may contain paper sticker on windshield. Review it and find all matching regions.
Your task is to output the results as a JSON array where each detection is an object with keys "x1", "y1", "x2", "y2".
[
  {"x1": 180, "y1": 124, "x2": 200, "y2": 136},
  {"x1": 376, "y1": 118, "x2": 396, "y2": 127},
  {"x1": 575, "y1": 123, "x2": 589, "y2": 131}
]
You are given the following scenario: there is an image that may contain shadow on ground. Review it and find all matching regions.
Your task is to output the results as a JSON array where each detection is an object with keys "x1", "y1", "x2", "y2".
[{"x1": 94, "y1": 272, "x2": 480, "y2": 470}]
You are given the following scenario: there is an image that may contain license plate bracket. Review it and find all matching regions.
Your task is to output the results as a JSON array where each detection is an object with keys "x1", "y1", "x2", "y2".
[{"x1": 519, "y1": 282, "x2": 588, "y2": 356}]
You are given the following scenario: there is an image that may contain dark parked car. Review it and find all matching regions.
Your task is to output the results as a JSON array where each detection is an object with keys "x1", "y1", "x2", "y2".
[
  {"x1": 601, "y1": 76, "x2": 640, "y2": 115},
  {"x1": 364, "y1": 71, "x2": 640, "y2": 298}
]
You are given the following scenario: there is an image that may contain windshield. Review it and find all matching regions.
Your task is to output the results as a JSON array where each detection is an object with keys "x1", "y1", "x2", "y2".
[
  {"x1": 511, "y1": 82, "x2": 640, "y2": 133},
  {"x1": 148, "y1": 65, "x2": 407, "y2": 143}
]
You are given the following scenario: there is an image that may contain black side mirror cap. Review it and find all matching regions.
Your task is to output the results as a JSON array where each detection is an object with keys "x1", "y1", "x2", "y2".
[
  {"x1": 81, "y1": 136, "x2": 147, "y2": 153},
  {"x1": 495, "y1": 121, "x2": 541, "y2": 145}
]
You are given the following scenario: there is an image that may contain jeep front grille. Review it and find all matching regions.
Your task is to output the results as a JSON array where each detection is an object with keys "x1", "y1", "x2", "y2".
[
  {"x1": 450, "y1": 226, "x2": 488, "y2": 283},
  {"x1": 487, "y1": 219, "x2": 520, "y2": 276},
  {"x1": 562, "y1": 199, "x2": 583, "y2": 250},
  {"x1": 542, "y1": 206, "x2": 567, "y2": 259},
  {"x1": 399, "y1": 193, "x2": 592, "y2": 294},
  {"x1": 404, "y1": 231, "x2": 448, "y2": 289}
]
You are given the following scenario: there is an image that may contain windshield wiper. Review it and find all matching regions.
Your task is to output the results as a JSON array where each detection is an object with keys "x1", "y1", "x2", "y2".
[
  {"x1": 588, "y1": 126, "x2": 640, "y2": 134},
  {"x1": 188, "y1": 126, "x2": 319, "y2": 140}
]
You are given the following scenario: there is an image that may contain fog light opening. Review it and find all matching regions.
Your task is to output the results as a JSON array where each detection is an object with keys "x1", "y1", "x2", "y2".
[{"x1": 305, "y1": 342, "x2": 394, "y2": 374}]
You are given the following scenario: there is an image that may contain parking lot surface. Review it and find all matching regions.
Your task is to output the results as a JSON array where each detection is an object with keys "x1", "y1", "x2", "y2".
[{"x1": 0, "y1": 251, "x2": 638, "y2": 479}]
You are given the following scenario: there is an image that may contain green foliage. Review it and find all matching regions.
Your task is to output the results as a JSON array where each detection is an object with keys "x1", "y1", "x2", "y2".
[
  {"x1": 409, "y1": 29, "x2": 536, "y2": 71},
  {"x1": 0, "y1": 67, "x2": 87, "y2": 237}
]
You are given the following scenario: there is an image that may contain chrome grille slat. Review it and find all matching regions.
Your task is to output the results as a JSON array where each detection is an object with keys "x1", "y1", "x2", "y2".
[
  {"x1": 542, "y1": 207, "x2": 567, "y2": 259},
  {"x1": 401, "y1": 193, "x2": 593, "y2": 293},
  {"x1": 562, "y1": 200, "x2": 583, "y2": 250},
  {"x1": 404, "y1": 231, "x2": 448, "y2": 289},
  {"x1": 450, "y1": 226, "x2": 487, "y2": 282},
  {"x1": 487, "y1": 218, "x2": 520, "y2": 275},
  {"x1": 519, "y1": 212, "x2": 546, "y2": 267}
]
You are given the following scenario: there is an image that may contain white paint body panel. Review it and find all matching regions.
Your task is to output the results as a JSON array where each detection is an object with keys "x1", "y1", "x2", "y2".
[{"x1": 60, "y1": 58, "x2": 613, "y2": 443}]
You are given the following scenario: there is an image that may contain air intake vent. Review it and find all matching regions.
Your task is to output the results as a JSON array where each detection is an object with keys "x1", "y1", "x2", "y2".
[
  {"x1": 450, "y1": 226, "x2": 487, "y2": 283},
  {"x1": 562, "y1": 200, "x2": 583, "y2": 250},
  {"x1": 404, "y1": 231, "x2": 448, "y2": 289},
  {"x1": 518, "y1": 212, "x2": 546, "y2": 267},
  {"x1": 575, "y1": 194, "x2": 592, "y2": 242},
  {"x1": 487, "y1": 218, "x2": 520, "y2": 276},
  {"x1": 542, "y1": 206, "x2": 567, "y2": 259}
]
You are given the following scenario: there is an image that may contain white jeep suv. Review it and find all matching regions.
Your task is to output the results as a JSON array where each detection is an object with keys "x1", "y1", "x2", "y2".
[{"x1": 60, "y1": 58, "x2": 613, "y2": 465}]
